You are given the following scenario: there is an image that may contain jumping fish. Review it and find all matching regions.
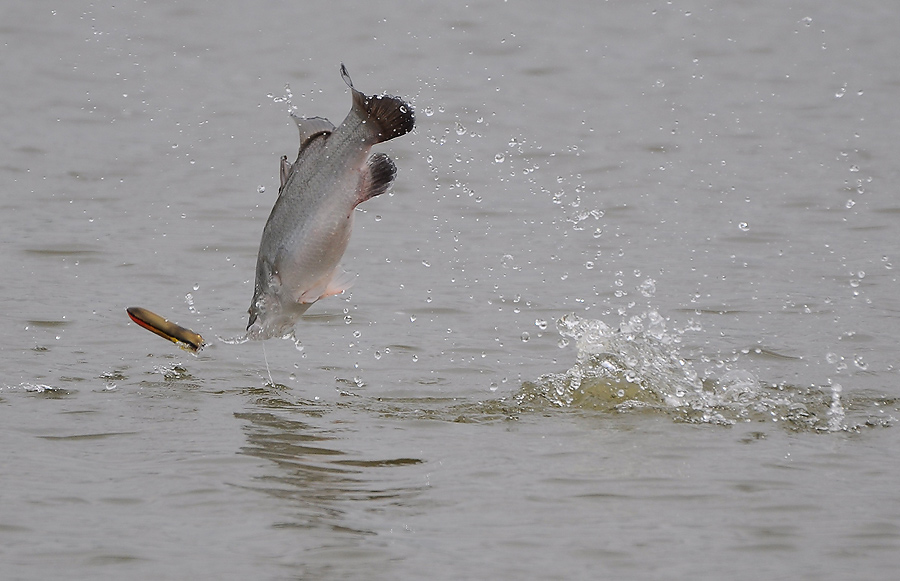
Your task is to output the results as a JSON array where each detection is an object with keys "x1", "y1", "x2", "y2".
[
  {"x1": 126, "y1": 306, "x2": 206, "y2": 352},
  {"x1": 246, "y1": 65, "x2": 415, "y2": 340}
]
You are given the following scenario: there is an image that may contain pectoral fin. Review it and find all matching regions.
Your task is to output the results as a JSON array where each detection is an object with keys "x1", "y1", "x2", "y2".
[
  {"x1": 322, "y1": 270, "x2": 355, "y2": 298},
  {"x1": 297, "y1": 270, "x2": 354, "y2": 304},
  {"x1": 357, "y1": 152, "x2": 397, "y2": 204},
  {"x1": 279, "y1": 155, "x2": 292, "y2": 192}
]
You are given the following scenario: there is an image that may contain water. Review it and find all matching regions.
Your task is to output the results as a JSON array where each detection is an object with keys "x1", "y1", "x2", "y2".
[{"x1": 3, "y1": 1, "x2": 900, "y2": 579}]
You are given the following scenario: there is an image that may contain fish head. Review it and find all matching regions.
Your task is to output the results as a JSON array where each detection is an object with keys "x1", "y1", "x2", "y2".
[{"x1": 247, "y1": 290, "x2": 302, "y2": 341}]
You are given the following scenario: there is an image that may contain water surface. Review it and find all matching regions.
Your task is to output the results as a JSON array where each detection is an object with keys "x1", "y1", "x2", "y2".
[{"x1": 2, "y1": 1, "x2": 899, "y2": 579}]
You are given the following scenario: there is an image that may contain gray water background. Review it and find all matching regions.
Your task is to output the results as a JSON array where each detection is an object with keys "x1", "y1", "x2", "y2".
[{"x1": 3, "y1": 1, "x2": 900, "y2": 579}]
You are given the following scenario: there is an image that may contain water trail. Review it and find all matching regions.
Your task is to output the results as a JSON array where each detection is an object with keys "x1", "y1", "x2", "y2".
[{"x1": 262, "y1": 342, "x2": 275, "y2": 387}]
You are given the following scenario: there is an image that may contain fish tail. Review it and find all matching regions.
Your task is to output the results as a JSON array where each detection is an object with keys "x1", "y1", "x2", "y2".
[{"x1": 341, "y1": 64, "x2": 415, "y2": 143}]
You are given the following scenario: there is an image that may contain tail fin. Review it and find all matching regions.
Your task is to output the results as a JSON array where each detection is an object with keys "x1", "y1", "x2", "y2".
[{"x1": 341, "y1": 63, "x2": 415, "y2": 143}]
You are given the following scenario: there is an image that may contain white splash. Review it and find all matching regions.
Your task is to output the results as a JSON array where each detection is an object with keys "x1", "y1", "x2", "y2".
[{"x1": 518, "y1": 313, "x2": 886, "y2": 431}]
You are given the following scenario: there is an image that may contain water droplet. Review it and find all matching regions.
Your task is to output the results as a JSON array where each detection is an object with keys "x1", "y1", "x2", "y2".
[
  {"x1": 738, "y1": 222, "x2": 750, "y2": 231},
  {"x1": 521, "y1": 332, "x2": 530, "y2": 342},
  {"x1": 412, "y1": 354, "x2": 418, "y2": 362},
  {"x1": 535, "y1": 319, "x2": 548, "y2": 330},
  {"x1": 257, "y1": 185, "x2": 266, "y2": 194},
  {"x1": 494, "y1": 152, "x2": 506, "y2": 163},
  {"x1": 423, "y1": 106, "x2": 434, "y2": 117},
  {"x1": 374, "y1": 351, "x2": 382, "y2": 360},
  {"x1": 845, "y1": 199, "x2": 856, "y2": 209},
  {"x1": 193, "y1": 283, "x2": 200, "y2": 291},
  {"x1": 455, "y1": 122, "x2": 467, "y2": 136},
  {"x1": 422, "y1": 260, "x2": 431, "y2": 267},
  {"x1": 344, "y1": 315, "x2": 352, "y2": 324}
]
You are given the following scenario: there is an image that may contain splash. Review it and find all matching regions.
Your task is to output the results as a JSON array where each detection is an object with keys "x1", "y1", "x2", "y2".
[
  {"x1": 268, "y1": 83, "x2": 297, "y2": 115},
  {"x1": 218, "y1": 334, "x2": 251, "y2": 345},
  {"x1": 152, "y1": 363, "x2": 193, "y2": 382},
  {"x1": 219, "y1": 330, "x2": 304, "y2": 352},
  {"x1": 520, "y1": 312, "x2": 705, "y2": 410},
  {"x1": 518, "y1": 313, "x2": 895, "y2": 432},
  {"x1": 3, "y1": 382, "x2": 66, "y2": 394}
]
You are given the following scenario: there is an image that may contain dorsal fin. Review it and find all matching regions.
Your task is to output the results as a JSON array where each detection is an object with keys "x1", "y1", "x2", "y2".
[
  {"x1": 290, "y1": 114, "x2": 335, "y2": 150},
  {"x1": 340, "y1": 64, "x2": 415, "y2": 144},
  {"x1": 357, "y1": 152, "x2": 397, "y2": 204}
]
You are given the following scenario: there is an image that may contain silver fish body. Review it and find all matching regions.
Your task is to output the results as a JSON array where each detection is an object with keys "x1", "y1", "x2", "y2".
[{"x1": 246, "y1": 65, "x2": 414, "y2": 340}]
